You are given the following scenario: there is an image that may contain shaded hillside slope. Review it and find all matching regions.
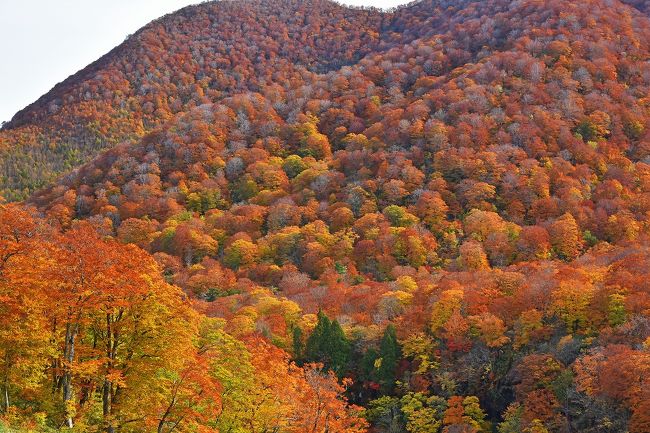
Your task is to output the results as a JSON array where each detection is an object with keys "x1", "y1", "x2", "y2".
[
  {"x1": 5, "y1": 0, "x2": 650, "y2": 430},
  {"x1": 0, "y1": 0, "x2": 389, "y2": 199},
  {"x1": 9, "y1": 0, "x2": 648, "y2": 201}
]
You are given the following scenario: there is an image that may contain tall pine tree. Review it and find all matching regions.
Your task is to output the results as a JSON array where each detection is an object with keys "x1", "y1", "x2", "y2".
[
  {"x1": 305, "y1": 310, "x2": 350, "y2": 377},
  {"x1": 327, "y1": 319, "x2": 351, "y2": 376},
  {"x1": 305, "y1": 310, "x2": 330, "y2": 361},
  {"x1": 375, "y1": 324, "x2": 401, "y2": 392},
  {"x1": 362, "y1": 324, "x2": 402, "y2": 394},
  {"x1": 292, "y1": 326, "x2": 304, "y2": 361}
]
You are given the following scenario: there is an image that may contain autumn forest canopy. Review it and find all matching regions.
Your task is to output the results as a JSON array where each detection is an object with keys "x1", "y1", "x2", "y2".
[{"x1": 2, "y1": 0, "x2": 650, "y2": 431}]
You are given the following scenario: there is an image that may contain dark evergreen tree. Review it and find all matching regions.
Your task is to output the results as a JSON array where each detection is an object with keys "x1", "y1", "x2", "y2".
[
  {"x1": 305, "y1": 310, "x2": 350, "y2": 377},
  {"x1": 292, "y1": 325, "x2": 304, "y2": 362},
  {"x1": 360, "y1": 347, "x2": 379, "y2": 382},
  {"x1": 375, "y1": 324, "x2": 401, "y2": 393},
  {"x1": 305, "y1": 310, "x2": 331, "y2": 361},
  {"x1": 327, "y1": 319, "x2": 351, "y2": 376}
]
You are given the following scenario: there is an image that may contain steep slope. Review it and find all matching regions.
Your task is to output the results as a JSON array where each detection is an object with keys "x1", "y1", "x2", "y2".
[
  {"x1": 0, "y1": 0, "x2": 391, "y2": 200},
  {"x1": 4, "y1": 0, "x2": 649, "y2": 201},
  {"x1": 7, "y1": 0, "x2": 650, "y2": 430},
  {"x1": 33, "y1": 0, "x2": 650, "y2": 244}
]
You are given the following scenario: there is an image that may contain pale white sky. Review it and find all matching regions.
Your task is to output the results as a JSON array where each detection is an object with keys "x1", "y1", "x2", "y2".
[{"x1": 0, "y1": 0, "x2": 406, "y2": 124}]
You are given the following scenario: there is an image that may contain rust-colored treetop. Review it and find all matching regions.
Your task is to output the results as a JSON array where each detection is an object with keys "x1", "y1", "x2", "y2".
[{"x1": 2, "y1": 0, "x2": 650, "y2": 432}]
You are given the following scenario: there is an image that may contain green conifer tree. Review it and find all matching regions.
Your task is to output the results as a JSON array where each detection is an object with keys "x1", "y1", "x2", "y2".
[
  {"x1": 327, "y1": 319, "x2": 351, "y2": 376},
  {"x1": 376, "y1": 324, "x2": 401, "y2": 392},
  {"x1": 292, "y1": 326, "x2": 304, "y2": 362},
  {"x1": 305, "y1": 310, "x2": 331, "y2": 361},
  {"x1": 305, "y1": 310, "x2": 350, "y2": 377}
]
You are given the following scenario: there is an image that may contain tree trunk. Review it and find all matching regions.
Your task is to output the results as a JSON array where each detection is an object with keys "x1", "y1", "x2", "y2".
[
  {"x1": 2, "y1": 355, "x2": 9, "y2": 412},
  {"x1": 3, "y1": 382, "x2": 8, "y2": 411},
  {"x1": 63, "y1": 322, "x2": 77, "y2": 428},
  {"x1": 103, "y1": 312, "x2": 117, "y2": 433},
  {"x1": 103, "y1": 378, "x2": 114, "y2": 433}
]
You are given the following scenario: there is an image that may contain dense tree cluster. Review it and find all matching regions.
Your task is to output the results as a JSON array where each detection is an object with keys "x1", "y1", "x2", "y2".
[
  {"x1": 0, "y1": 0, "x2": 390, "y2": 200},
  {"x1": 4, "y1": 0, "x2": 648, "y2": 201},
  {"x1": 2, "y1": 0, "x2": 650, "y2": 431},
  {"x1": 0, "y1": 203, "x2": 365, "y2": 433}
]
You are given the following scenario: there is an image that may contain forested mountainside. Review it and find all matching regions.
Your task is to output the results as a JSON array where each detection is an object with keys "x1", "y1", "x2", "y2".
[
  {"x1": 4, "y1": 0, "x2": 647, "y2": 202},
  {"x1": 0, "y1": 0, "x2": 388, "y2": 200},
  {"x1": 3, "y1": 0, "x2": 650, "y2": 432}
]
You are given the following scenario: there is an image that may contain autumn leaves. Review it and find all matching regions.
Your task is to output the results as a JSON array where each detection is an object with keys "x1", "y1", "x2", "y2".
[
  {"x1": 0, "y1": 204, "x2": 204, "y2": 430},
  {"x1": 0, "y1": 204, "x2": 364, "y2": 433}
]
